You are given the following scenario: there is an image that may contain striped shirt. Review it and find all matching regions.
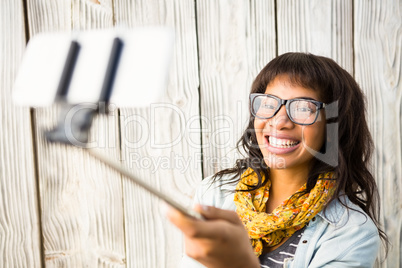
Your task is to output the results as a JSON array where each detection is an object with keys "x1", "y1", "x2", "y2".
[{"x1": 259, "y1": 228, "x2": 304, "y2": 268}]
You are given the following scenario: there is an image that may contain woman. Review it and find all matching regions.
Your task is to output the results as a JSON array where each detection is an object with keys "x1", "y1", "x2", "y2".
[{"x1": 168, "y1": 53, "x2": 387, "y2": 268}]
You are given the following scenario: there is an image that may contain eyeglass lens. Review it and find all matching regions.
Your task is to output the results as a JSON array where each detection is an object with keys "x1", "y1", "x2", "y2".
[{"x1": 252, "y1": 95, "x2": 318, "y2": 124}]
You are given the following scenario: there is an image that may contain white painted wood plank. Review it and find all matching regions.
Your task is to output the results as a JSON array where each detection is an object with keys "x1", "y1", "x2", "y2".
[
  {"x1": 277, "y1": 0, "x2": 353, "y2": 73},
  {"x1": 354, "y1": 0, "x2": 402, "y2": 267},
  {"x1": 0, "y1": 1, "x2": 42, "y2": 267},
  {"x1": 113, "y1": 0, "x2": 201, "y2": 267},
  {"x1": 26, "y1": 0, "x2": 125, "y2": 267},
  {"x1": 197, "y1": 0, "x2": 276, "y2": 176},
  {"x1": 72, "y1": 0, "x2": 114, "y2": 30}
]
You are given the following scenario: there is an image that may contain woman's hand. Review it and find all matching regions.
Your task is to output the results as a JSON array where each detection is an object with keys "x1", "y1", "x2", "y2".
[{"x1": 167, "y1": 204, "x2": 260, "y2": 268}]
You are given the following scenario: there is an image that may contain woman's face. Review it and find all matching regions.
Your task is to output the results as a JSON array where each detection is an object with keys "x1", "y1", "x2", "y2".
[{"x1": 254, "y1": 75, "x2": 326, "y2": 170}]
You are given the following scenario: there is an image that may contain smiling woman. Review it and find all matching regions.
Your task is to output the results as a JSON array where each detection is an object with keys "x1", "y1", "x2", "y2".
[{"x1": 167, "y1": 52, "x2": 389, "y2": 268}]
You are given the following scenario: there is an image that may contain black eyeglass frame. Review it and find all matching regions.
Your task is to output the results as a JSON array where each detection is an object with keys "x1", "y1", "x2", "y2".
[{"x1": 249, "y1": 93, "x2": 326, "y2": 126}]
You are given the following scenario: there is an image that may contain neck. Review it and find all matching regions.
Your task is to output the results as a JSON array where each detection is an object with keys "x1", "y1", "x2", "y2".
[
  {"x1": 265, "y1": 166, "x2": 309, "y2": 212},
  {"x1": 270, "y1": 167, "x2": 309, "y2": 192}
]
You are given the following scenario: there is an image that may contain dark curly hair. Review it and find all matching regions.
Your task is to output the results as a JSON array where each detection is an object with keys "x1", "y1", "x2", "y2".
[{"x1": 213, "y1": 52, "x2": 388, "y2": 249}]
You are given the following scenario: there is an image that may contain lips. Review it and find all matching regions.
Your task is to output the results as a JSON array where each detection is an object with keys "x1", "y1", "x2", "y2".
[{"x1": 264, "y1": 135, "x2": 300, "y2": 154}]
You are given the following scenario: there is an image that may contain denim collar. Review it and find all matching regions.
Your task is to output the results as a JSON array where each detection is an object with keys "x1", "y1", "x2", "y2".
[{"x1": 317, "y1": 195, "x2": 350, "y2": 225}]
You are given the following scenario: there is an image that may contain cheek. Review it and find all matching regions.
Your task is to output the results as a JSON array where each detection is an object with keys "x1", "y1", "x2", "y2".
[
  {"x1": 302, "y1": 123, "x2": 326, "y2": 151},
  {"x1": 254, "y1": 119, "x2": 265, "y2": 142}
]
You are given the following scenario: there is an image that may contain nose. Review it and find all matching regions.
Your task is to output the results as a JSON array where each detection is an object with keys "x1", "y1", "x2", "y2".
[{"x1": 268, "y1": 105, "x2": 294, "y2": 130}]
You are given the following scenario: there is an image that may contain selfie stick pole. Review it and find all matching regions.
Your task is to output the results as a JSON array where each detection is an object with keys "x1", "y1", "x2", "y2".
[{"x1": 86, "y1": 147, "x2": 204, "y2": 220}]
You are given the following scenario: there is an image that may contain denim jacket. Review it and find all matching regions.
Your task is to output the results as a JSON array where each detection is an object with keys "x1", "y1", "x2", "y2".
[{"x1": 180, "y1": 175, "x2": 380, "y2": 268}]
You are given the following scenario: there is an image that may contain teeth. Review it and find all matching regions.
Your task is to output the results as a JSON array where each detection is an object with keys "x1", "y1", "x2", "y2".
[{"x1": 268, "y1": 136, "x2": 299, "y2": 148}]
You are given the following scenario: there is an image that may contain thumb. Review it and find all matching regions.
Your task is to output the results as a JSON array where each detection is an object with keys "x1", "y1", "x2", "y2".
[{"x1": 194, "y1": 204, "x2": 242, "y2": 224}]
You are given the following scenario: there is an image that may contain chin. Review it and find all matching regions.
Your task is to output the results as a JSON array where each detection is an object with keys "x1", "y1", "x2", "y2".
[{"x1": 263, "y1": 154, "x2": 287, "y2": 169}]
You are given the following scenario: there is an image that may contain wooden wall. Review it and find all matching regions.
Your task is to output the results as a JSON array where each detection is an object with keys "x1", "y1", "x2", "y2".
[
  {"x1": 0, "y1": 0, "x2": 400, "y2": 267},
  {"x1": 0, "y1": 1, "x2": 42, "y2": 267}
]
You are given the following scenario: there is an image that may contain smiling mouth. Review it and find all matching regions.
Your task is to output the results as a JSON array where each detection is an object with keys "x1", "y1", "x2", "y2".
[{"x1": 266, "y1": 136, "x2": 300, "y2": 148}]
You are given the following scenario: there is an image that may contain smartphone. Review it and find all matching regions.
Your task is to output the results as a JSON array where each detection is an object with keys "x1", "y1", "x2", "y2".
[{"x1": 13, "y1": 27, "x2": 174, "y2": 108}]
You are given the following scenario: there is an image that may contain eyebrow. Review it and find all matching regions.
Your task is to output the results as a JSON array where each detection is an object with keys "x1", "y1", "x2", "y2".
[{"x1": 295, "y1": 96, "x2": 317, "y2": 101}]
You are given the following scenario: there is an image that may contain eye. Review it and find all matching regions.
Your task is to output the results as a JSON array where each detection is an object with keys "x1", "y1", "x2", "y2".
[
  {"x1": 290, "y1": 101, "x2": 319, "y2": 121},
  {"x1": 296, "y1": 107, "x2": 313, "y2": 112},
  {"x1": 261, "y1": 103, "x2": 276, "y2": 109},
  {"x1": 259, "y1": 98, "x2": 277, "y2": 110}
]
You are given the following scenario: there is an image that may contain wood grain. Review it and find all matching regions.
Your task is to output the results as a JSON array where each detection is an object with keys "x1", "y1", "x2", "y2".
[
  {"x1": 354, "y1": 0, "x2": 402, "y2": 267},
  {"x1": 0, "y1": 0, "x2": 42, "y2": 266},
  {"x1": 277, "y1": 0, "x2": 353, "y2": 73},
  {"x1": 2, "y1": 0, "x2": 400, "y2": 266},
  {"x1": 27, "y1": 0, "x2": 125, "y2": 267},
  {"x1": 197, "y1": 0, "x2": 276, "y2": 176},
  {"x1": 72, "y1": 0, "x2": 114, "y2": 30},
  {"x1": 113, "y1": 0, "x2": 201, "y2": 267}
]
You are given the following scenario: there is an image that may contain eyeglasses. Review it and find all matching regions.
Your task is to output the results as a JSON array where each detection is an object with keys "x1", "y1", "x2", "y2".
[{"x1": 250, "y1": 93, "x2": 326, "y2": 125}]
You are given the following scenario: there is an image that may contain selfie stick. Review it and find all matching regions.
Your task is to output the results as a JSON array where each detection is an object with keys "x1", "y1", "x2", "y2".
[{"x1": 45, "y1": 39, "x2": 204, "y2": 221}]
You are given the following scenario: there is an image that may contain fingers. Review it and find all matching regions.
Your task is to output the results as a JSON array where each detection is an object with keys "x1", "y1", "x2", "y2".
[
  {"x1": 166, "y1": 204, "x2": 199, "y2": 235},
  {"x1": 166, "y1": 206, "x2": 218, "y2": 239},
  {"x1": 167, "y1": 204, "x2": 243, "y2": 239},
  {"x1": 193, "y1": 204, "x2": 242, "y2": 225}
]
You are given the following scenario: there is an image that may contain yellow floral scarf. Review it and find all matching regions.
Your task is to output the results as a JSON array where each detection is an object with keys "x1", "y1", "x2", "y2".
[{"x1": 233, "y1": 168, "x2": 336, "y2": 256}]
